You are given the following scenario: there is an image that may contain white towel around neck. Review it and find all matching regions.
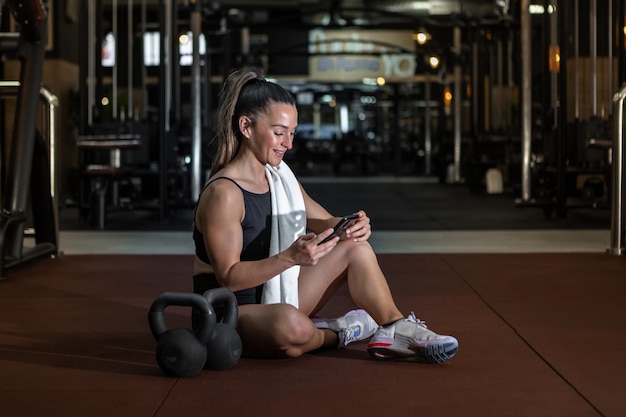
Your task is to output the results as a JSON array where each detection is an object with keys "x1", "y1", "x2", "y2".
[{"x1": 262, "y1": 161, "x2": 306, "y2": 308}]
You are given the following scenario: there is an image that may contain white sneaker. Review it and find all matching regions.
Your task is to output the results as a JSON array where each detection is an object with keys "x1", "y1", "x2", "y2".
[
  {"x1": 313, "y1": 309, "x2": 378, "y2": 348},
  {"x1": 367, "y1": 312, "x2": 458, "y2": 363}
]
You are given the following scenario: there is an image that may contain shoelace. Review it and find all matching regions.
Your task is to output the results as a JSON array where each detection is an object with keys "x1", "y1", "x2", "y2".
[
  {"x1": 408, "y1": 311, "x2": 428, "y2": 329},
  {"x1": 339, "y1": 324, "x2": 362, "y2": 346}
]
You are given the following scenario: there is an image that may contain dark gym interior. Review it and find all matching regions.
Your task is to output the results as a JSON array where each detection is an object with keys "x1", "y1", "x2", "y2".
[{"x1": 0, "y1": 1, "x2": 625, "y2": 416}]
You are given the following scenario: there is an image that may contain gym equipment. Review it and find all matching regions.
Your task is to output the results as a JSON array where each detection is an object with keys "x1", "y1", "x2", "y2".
[
  {"x1": 149, "y1": 292, "x2": 215, "y2": 377},
  {"x1": 0, "y1": 0, "x2": 58, "y2": 280},
  {"x1": 609, "y1": 85, "x2": 626, "y2": 255},
  {"x1": 202, "y1": 287, "x2": 242, "y2": 371},
  {"x1": 148, "y1": 288, "x2": 241, "y2": 377}
]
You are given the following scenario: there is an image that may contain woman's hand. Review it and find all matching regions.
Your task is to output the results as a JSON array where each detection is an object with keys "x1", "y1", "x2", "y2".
[
  {"x1": 279, "y1": 229, "x2": 338, "y2": 266},
  {"x1": 343, "y1": 210, "x2": 371, "y2": 242}
]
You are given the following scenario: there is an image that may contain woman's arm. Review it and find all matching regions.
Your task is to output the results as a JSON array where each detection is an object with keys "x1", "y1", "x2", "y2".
[
  {"x1": 197, "y1": 180, "x2": 337, "y2": 292},
  {"x1": 196, "y1": 180, "x2": 292, "y2": 292}
]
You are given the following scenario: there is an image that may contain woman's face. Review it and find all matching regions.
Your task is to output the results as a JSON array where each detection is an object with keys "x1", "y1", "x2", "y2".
[{"x1": 242, "y1": 103, "x2": 298, "y2": 167}]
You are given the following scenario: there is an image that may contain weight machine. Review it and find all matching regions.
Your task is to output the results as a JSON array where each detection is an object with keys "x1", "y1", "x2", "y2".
[
  {"x1": 0, "y1": 0, "x2": 58, "y2": 279},
  {"x1": 516, "y1": 0, "x2": 622, "y2": 218},
  {"x1": 78, "y1": 0, "x2": 241, "y2": 226}
]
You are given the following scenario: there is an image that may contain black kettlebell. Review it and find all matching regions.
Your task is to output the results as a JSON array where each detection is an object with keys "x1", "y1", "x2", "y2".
[
  {"x1": 202, "y1": 287, "x2": 242, "y2": 370},
  {"x1": 148, "y1": 292, "x2": 215, "y2": 377}
]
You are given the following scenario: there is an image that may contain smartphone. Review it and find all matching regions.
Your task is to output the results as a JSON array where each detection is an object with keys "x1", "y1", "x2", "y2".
[{"x1": 318, "y1": 213, "x2": 359, "y2": 245}]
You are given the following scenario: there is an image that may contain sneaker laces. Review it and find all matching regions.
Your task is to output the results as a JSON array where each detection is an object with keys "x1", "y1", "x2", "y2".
[
  {"x1": 338, "y1": 324, "x2": 361, "y2": 347},
  {"x1": 407, "y1": 312, "x2": 428, "y2": 329}
]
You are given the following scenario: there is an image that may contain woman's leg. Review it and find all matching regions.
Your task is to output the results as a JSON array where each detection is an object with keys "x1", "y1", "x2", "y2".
[
  {"x1": 298, "y1": 240, "x2": 404, "y2": 325},
  {"x1": 299, "y1": 241, "x2": 458, "y2": 364},
  {"x1": 236, "y1": 303, "x2": 338, "y2": 358}
]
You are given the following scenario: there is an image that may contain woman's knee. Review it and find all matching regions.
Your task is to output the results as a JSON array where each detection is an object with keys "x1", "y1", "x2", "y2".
[
  {"x1": 272, "y1": 305, "x2": 316, "y2": 350},
  {"x1": 340, "y1": 239, "x2": 376, "y2": 263},
  {"x1": 237, "y1": 304, "x2": 317, "y2": 358}
]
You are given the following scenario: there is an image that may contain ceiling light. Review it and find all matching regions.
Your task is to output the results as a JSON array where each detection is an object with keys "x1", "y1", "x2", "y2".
[{"x1": 412, "y1": 29, "x2": 431, "y2": 45}]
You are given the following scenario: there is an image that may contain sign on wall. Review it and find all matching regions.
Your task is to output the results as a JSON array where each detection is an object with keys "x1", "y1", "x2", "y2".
[{"x1": 308, "y1": 29, "x2": 416, "y2": 81}]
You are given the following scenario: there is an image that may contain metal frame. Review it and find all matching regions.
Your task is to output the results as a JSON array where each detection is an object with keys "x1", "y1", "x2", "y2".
[
  {"x1": 609, "y1": 85, "x2": 626, "y2": 255},
  {"x1": 0, "y1": 0, "x2": 58, "y2": 279}
]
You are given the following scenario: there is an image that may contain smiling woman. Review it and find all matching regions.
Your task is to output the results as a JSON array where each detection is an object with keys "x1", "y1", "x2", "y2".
[
  {"x1": 239, "y1": 102, "x2": 297, "y2": 167},
  {"x1": 190, "y1": 66, "x2": 458, "y2": 363},
  {"x1": 209, "y1": 68, "x2": 297, "y2": 176}
]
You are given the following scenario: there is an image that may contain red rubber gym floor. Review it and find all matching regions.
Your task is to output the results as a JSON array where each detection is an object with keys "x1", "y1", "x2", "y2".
[{"x1": 1, "y1": 253, "x2": 625, "y2": 417}]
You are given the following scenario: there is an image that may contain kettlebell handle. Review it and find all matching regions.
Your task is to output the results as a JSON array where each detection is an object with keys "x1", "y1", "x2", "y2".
[
  {"x1": 148, "y1": 292, "x2": 216, "y2": 345},
  {"x1": 202, "y1": 287, "x2": 238, "y2": 326}
]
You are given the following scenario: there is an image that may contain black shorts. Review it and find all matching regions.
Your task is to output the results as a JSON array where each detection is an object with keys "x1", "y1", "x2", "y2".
[{"x1": 192, "y1": 273, "x2": 262, "y2": 325}]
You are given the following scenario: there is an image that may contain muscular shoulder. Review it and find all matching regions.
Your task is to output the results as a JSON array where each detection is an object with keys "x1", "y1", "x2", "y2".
[
  {"x1": 196, "y1": 178, "x2": 244, "y2": 226},
  {"x1": 205, "y1": 177, "x2": 241, "y2": 197}
]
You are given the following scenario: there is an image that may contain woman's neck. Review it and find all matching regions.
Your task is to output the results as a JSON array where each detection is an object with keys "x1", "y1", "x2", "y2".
[{"x1": 223, "y1": 153, "x2": 269, "y2": 193}]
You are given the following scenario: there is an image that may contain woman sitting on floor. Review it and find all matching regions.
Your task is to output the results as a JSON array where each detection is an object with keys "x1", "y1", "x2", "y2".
[{"x1": 192, "y1": 66, "x2": 458, "y2": 363}]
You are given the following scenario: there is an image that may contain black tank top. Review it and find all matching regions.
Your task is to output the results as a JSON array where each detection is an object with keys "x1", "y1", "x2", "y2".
[{"x1": 193, "y1": 177, "x2": 271, "y2": 305}]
